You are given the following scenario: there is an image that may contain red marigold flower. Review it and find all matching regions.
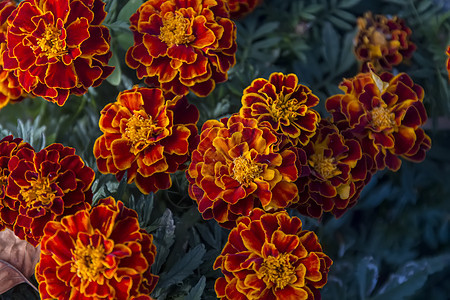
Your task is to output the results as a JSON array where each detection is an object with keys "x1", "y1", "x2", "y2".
[
  {"x1": 326, "y1": 68, "x2": 431, "y2": 173},
  {"x1": 354, "y1": 12, "x2": 416, "y2": 72},
  {"x1": 293, "y1": 119, "x2": 370, "y2": 219},
  {"x1": 125, "y1": 0, "x2": 237, "y2": 97},
  {"x1": 0, "y1": 135, "x2": 33, "y2": 231},
  {"x1": 446, "y1": 46, "x2": 450, "y2": 80},
  {"x1": 2, "y1": 0, "x2": 114, "y2": 106},
  {"x1": 214, "y1": 209, "x2": 332, "y2": 299},
  {"x1": 36, "y1": 197, "x2": 158, "y2": 299},
  {"x1": 187, "y1": 114, "x2": 299, "y2": 228},
  {"x1": 0, "y1": 0, "x2": 26, "y2": 109},
  {"x1": 227, "y1": 0, "x2": 263, "y2": 19},
  {"x1": 94, "y1": 86, "x2": 199, "y2": 194},
  {"x1": 3, "y1": 143, "x2": 94, "y2": 246},
  {"x1": 240, "y1": 72, "x2": 320, "y2": 149}
]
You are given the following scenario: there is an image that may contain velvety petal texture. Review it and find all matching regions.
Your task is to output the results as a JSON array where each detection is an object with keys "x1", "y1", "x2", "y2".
[
  {"x1": 354, "y1": 12, "x2": 416, "y2": 72},
  {"x1": 187, "y1": 114, "x2": 299, "y2": 228},
  {"x1": 326, "y1": 68, "x2": 431, "y2": 173},
  {"x1": 240, "y1": 72, "x2": 320, "y2": 149},
  {"x1": 227, "y1": 0, "x2": 262, "y2": 19},
  {"x1": 35, "y1": 197, "x2": 159, "y2": 300},
  {"x1": 125, "y1": 0, "x2": 237, "y2": 97},
  {"x1": 2, "y1": 0, "x2": 114, "y2": 105},
  {"x1": 293, "y1": 119, "x2": 370, "y2": 219},
  {"x1": 0, "y1": 0, "x2": 26, "y2": 109},
  {"x1": 214, "y1": 209, "x2": 332, "y2": 299},
  {"x1": 0, "y1": 135, "x2": 33, "y2": 231},
  {"x1": 93, "y1": 86, "x2": 199, "y2": 194},
  {"x1": 2, "y1": 141, "x2": 94, "y2": 246}
]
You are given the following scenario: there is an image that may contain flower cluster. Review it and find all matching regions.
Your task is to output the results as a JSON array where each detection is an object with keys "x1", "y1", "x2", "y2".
[
  {"x1": 36, "y1": 197, "x2": 158, "y2": 299},
  {"x1": 353, "y1": 12, "x2": 416, "y2": 72},
  {"x1": 94, "y1": 86, "x2": 199, "y2": 194},
  {"x1": 326, "y1": 69, "x2": 431, "y2": 173},
  {"x1": 214, "y1": 208, "x2": 332, "y2": 299},
  {"x1": 0, "y1": 139, "x2": 95, "y2": 246},
  {"x1": 227, "y1": 0, "x2": 262, "y2": 19},
  {"x1": 0, "y1": 0, "x2": 25, "y2": 109},
  {"x1": 2, "y1": 0, "x2": 114, "y2": 105},
  {"x1": 126, "y1": 0, "x2": 237, "y2": 97},
  {"x1": 187, "y1": 114, "x2": 299, "y2": 228}
]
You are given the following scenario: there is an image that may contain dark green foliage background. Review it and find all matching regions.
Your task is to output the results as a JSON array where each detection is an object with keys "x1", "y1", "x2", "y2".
[{"x1": 1, "y1": 0, "x2": 449, "y2": 299}]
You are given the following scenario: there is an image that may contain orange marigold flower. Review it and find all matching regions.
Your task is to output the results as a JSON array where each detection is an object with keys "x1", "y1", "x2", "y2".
[
  {"x1": 94, "y1": 86, "x2": 199, "y2": 194},
  {"x1": 227, "y1": 0, "x2": 263, "y2": 19},
  {"x1": 240, "y1": 72, "x2": 320, "y2": 149},
  {"x1": 187, "y1": 114, "x2": 299, "y2": 228},
  {"x1": 293, "y1": 119, "x2": 370, "y2": 219},
  {"x1": 0, "y1": 135, "x2": 33, "y2": 231},
  {"x1": 125, "y1": 0, "x2": 237, "y2": 97},
  {"x1": 2, "y1": 0, "x2": 114, "y2": 106},
  {"x1": 326, "y1": 68, "x2": 431, "y2": 173},
  {"x1": 36, "y1": 197, "x2": 158, "y2": 299},
  {"x1": 214, "y1": 209, "x2": 332, "y2": 299},
  {"x1": 354, "y1": 12, "x2": 416, "y2": 72},
  {"x1": 3, "y1": 143, "x2": 94, "y2": 246},
  {"x1": 0, "y1": 0, "x2": 25, "y2": 109}
]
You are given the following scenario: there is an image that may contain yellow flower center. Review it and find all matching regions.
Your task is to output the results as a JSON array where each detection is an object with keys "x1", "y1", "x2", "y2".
[
  {"x1": 125, "y1": 113, "x2": 162, "y2": 155},
  {"x1": 159, "y1": 12, "x2": 195, "y2": 47},
  {"x1": 270, "y1": 94, "x2": 303, "y2": 121},
  {"x1": 309, "y1": 152, "x2": 339, "y2": 179},
  {"x1": 37, "y1": 25, "x2": 66, "y2": 58},
  {"x1": 20, "y1": 176, "x2": 56, "y2": 206},
  {"x1": 232, "y1": 156, "x2": 262, "y2": 186},
  {"x1": 72, "y1": 244, "x2": 106, "y2": 282},
  {"x1": 370, "y1": 106, "x2": 395, "y2": 129},
  {"x1": 259, "y1": 253, "x2": 297, "y2": 290}
]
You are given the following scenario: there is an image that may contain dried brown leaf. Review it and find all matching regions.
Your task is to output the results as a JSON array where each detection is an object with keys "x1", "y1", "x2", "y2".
[{"x1": 0, "y1": 228, "x2": 40, "y2": 294}]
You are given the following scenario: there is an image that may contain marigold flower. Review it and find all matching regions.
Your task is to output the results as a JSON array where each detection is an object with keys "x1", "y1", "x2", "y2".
[
  {"x1": 0, "y1": 135, "x2": 33, "y2": 231},
  {"x1": 227, "y1": 0, "x2": 262, "y2": 19},
  {"x1": 0, "y1": 0, "x2": 25, "y2": 109},
  {"x1": 3, "y1": 143, "x2": 94, "y2": 246},
  {"x1": 125, "y1": 0, "x2": 237, "y2": 97},
  {"x1": 446, "y1": 46, "x2": 450, "y2": 80},
  {"x1": 214, "y1": 209, "x2": 332, "y2": 299},
  {"x1": 326, "y1": 68, "x2": 431, "y2": 172},
  {"x1": 240, "y1": 72, "x2": 320, "y2": 149},
  {"x1": 293, "y1": 119, "x2": 370, "y2": 218},
  {"x1": 187, "y1": 114, "x2": 299, "y2": 228},
  {"x1": 36, "y1": 197, "x2": 158, "y2": 299},
  {"x1": 2, "y1": 0, "x2": 114, "y2": 106},
  {"x1": 354, "y1": 12, "x2": 416, "y2": 72},
  {"x1": 94, "y1": 86, "x2": 199, "y2": 194}
]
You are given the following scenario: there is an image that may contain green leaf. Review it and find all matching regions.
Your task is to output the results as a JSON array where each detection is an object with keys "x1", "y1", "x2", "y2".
[
  {"x1": 117, "y1": 0, "x2": 142, "y2": 23},
  {"x1": 105, "y1": 49, "x2": 121, "y2": 86},
  {"x1": 338, "y1": 0, "x2": 361, "y2": 8},
  {"x1": 157, "y1": 244, "x2": 206, "y2": 289},
  {"x1": 322, "y1": 22, "x2": 340, "y2": 69},
  {"x1": 185, "y1": 276, "x2": 206, "y2": 300},
  {"x1": 153, "y1": 209, "x2": 176, "y2": 274},
  {"x1": 369, "y1": 262, "x2": 428, "y2": 300},
  {"x1": 357, "y1": 257, "x2": 379, "y2": 299}
]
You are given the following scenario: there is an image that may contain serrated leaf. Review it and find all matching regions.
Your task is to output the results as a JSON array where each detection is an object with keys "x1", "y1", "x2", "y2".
[
  {"x1": 185, "y1": 276, "x2": 206, "y2": 300},
  {"x1": 322, "y1": 22, "x2": 340, "y2": 69},
  {"x1": 117, "y1": 0, "x2": 142, "y2": 23},
  {"x1": 0, "y1": 229, "x2": 40, "y2": 294},
  {"x1": 158, "y1": 244, "x2": 206, "y2": 289},
  {"x1": 153, "y1": 209, "x2": 176, "y2": 274}
]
